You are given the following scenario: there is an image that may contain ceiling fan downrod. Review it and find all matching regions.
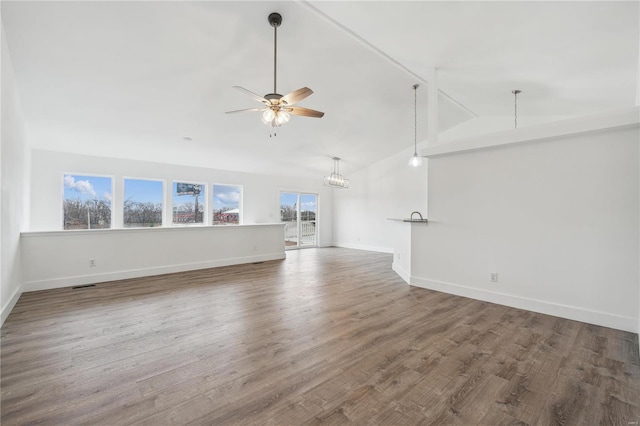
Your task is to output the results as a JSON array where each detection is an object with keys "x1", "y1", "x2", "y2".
[{"x1": 268, "y1": 13, "x2": 282, "y2": 95}]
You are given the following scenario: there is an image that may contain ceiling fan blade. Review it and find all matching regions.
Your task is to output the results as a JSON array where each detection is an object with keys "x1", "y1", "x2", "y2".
[
  {"x1": 281, "y1": 87, "x2": 313, "y2": 105},
  {"x1": 232, "y1": 86, "x2": 269, "y2": 105},
  {"x1": 287, "y1": 106, "x2": 325, "y2": 118},
  {"x1": 225, "y1": 107, "x2": 266, "y2": 114}
]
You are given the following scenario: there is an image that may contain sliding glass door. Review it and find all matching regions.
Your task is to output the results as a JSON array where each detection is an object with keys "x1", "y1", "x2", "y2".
[
  {"x1": 281, "y1": 192, "x2": 298, "y2": 247},
  {"x1": 280, "y1": 192, "x2": 317, "y2": 248},
  {"x1": 299, "y1": 194, "x2": 317, "y2": 247}
]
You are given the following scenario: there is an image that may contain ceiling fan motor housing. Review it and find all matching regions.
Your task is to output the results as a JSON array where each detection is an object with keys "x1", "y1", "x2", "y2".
[{"x1": 264, "y1": 93, "x2": 283, "y2": 102}]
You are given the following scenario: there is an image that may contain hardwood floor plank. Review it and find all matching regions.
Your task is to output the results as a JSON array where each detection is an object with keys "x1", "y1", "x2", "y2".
[
  {"x1": 2, "y1": 248, "x2": 639, "y2": 425},
  {"x1": 538, "y1": 374, "x2": 600, "y2": 426}
]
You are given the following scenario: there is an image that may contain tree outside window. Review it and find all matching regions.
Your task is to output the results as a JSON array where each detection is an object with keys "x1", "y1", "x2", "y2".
[
  {"x1": 63, "y1": 174, "x2": 112, "y2": 230},
  {"x1": 124, "y1": 179, "x2": 163, "y2": 228}
]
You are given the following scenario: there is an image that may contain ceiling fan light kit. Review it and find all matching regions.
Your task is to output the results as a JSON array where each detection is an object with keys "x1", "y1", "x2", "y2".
[
  {"x1": 262, "y1": 108, "x2": 290, "y2": 126},
  {"x1": 324, "y1": 157, "x2": 349, "y2": 189},
  {"x1": 226, "y1": 12, "x2": 324, "y2": 137}
]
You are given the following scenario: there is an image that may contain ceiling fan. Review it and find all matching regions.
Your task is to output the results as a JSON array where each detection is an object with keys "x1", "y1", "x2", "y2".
[{"x1": 226, "y1": 12, "x2": 324, "y2": 136}]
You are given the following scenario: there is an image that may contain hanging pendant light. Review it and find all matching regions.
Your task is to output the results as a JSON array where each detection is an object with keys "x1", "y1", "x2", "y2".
[
  {"x1": 408, "y1": 84, "x2": 423, "y2": 167},
  {"x1": 323, "y1": 157, "x2": 349, "y2": 189}
]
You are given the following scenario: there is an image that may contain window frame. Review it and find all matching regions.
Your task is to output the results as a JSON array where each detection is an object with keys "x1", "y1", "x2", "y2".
[
  {"x1": 171, "y1": 180, "x2": 207, "y2": 226},
  {"x1": 62, "y1": 172, "x2": 114, "y2": 231},
  {"x1": 212, "y1": 183, "x2": 243, "y2": 226},
  {"x1": 123, "y1": 177, "x2": 166, "y2": 228}
]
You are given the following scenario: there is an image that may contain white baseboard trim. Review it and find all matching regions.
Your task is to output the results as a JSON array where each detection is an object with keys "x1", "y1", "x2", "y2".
[
  {"x1": 1, "y1": 284, "x2": 22, "y2": 327},
  {"x1": 391, "y1": 262, "x2": 411, "y2": 284},
  {"x1": 23, "y1": 252, "x2": 286, "y2": 293},
  {"x1": 333, "y1": 242, "x2": 393, "y2": 254},
  {"x1": 411, "y1": 276, "x2": 638, "y2": 334}
]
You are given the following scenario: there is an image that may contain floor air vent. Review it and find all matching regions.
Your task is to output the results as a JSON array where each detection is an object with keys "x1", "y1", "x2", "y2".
[{"x1": 72, "y1": 284, "x2": 96, "y2": 289}]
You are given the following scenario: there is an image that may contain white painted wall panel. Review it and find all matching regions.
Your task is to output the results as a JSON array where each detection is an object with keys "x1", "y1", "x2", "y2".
[
  {"x1": 413, "y1": 126, "x2": 639, "y2": 332},
  {"x1": 1, "y1": 22, "x2": 29, "y2": 325},
  {"x1": 21, "y1": 224, "x2": 285, "y2": 291}
]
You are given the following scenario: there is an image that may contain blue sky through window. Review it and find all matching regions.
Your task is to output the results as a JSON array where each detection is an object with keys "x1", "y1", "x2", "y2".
[
  {"x1": 281, "y1": 193, "x2": 316, "y2": 212},
  {"x1": 63, "y1": 174, "x2": 112, "y2": 203},
  {"x1": 280, "y1": 193, "x2": 297, "y2": 207},
  {"x1": 125, "y1": 179, "x2": 163, "y2": 204},
  {"x1": 213, "y1": 185, "x2": 241, "y2": 210},
  {"x1": 300, "y1": 194, "x2": 317, "y2": 213}
]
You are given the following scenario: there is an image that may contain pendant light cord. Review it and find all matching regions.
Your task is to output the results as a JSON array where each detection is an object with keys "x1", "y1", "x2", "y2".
[
  {"x1": 514, "y1": 91, "x2": 517, "y2": 129},
  {"x1": 512, "y1": 89, "x2": 521, "y2": 129}
]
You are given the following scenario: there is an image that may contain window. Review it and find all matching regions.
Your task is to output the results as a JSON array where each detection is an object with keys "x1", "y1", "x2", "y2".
[
  {"x1": 212, "y1": 184, "x2": 242, "y2": 225},
  {"x1": 124, "y1": 178, "x2": 163, "y2": 228},
  {"x1": 63, "y1": 174, "x2": 112, "y2": 230},
  {"x1": 173, "y1": 182, "x2": 204, "y2": 225}
]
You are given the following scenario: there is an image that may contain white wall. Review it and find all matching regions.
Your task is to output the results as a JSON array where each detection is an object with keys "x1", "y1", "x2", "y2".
[
  {"x1": 332, "y1": 145, "x2": 427, "y2": 252},
  {"x1": 1, "y1": 21, "x2": 30, "y2": 325},
  {"x1": 413, "y1": 124, "x2": 639, "y2": 332},
  {"x1": 30, "y1": 149, "x2": 333, "y2": 246},
  {"x1": 21, "y1": 224, "x2": 285, "y2": 291},
  {"x1": 389, "y1": 219, "x2": 412, "y2": 283}
]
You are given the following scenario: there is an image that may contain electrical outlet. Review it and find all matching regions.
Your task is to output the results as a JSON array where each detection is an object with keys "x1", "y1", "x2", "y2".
[
  {"x1": 490, "y1": 272, "x2": 498, "y2": 282},
  {"x1": 89, "y1": 259, "x2": 96, "y2": 267}
]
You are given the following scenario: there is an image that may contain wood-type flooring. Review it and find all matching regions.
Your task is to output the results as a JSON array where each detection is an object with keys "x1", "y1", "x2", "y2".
[{"x1": 2, "y1": 248, "x2": 639, "y2": 425}]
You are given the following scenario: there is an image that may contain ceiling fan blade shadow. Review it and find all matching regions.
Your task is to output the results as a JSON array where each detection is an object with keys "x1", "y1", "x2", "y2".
[
  {"x1": 225, "y1": 107, "x2": 266, "y2": 114},
  {"x1": 287, "y1": 106, "x2": 324, "y2": 118},
  {"x1": 232, "y1": 86, "x2": 270, "y2": 105},
  {"x1": 281, "y1": 87, "x2": 313, "y2": 105}
]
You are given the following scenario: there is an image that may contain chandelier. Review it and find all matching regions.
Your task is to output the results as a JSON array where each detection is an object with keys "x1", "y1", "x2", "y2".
[{"x1": 323, "y1": 157, "x2": 349, "y2": 189}]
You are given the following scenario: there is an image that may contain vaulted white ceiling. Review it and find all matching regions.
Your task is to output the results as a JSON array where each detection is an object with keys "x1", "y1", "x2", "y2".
[{"x1": 2, "y1": 1, "x2": 638, "y2": 178}]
